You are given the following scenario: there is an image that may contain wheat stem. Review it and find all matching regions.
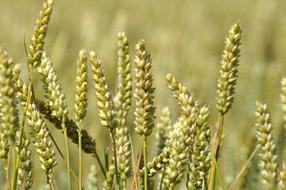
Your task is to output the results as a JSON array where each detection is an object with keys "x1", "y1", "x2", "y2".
[
  {"x1": 62, "y1": 118, "x2": 72, "y2": 190},
  {"x1": 144, "y1": 138, "x2": 148, "y2": 190},
  {"x1": 111, "y1": 130, "x2": 120, "y2": 190},
  {"x1": 208, "y1": 114, "x2": 224, "y2": 190}
]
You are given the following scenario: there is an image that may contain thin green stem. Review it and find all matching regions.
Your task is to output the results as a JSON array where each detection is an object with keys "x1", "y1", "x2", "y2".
[
  {"x1": 143, "y1": 138, "x2": 148, "y2": 190},
  {"x1": 111, "y1": 130, "x2": 120, "y2": 190},
  {"x1": 78, "y1": 125, "x2": 82, "y2": 190},
  {"x1": 62, "y1": 118, "x2": 72, "y2": 190},
  {"x1": 7, "y1": 148, "x2": 12, "y2": 190},
  {"x1": 11, "y1": 79, "x2": 33, "y2": 190},
  {"x1": 11, "y1": 143, "x2": 18, "y2": 190},
  {"x1": 93, "y1": 151, "x2": 106, "y2": 179},
  {"x1": 208, "y1": 114, "x2": 224, "y2": 190}
]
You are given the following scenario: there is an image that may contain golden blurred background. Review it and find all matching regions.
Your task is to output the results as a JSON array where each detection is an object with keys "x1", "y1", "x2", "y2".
[{"x1": 1, "y1": 0, "x2": 286, "y2": 189}]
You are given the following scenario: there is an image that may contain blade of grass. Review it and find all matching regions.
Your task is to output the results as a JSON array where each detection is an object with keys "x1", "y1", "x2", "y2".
[
  {"x1": 228, "y1": 147, "x2": 258, "y2": 190},
  {"x1": 211, "y1": 150, "x2": 225, "y2": 190}
]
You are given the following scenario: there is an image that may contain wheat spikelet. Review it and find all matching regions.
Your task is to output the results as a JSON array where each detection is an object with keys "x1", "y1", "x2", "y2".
[
  {"x1": 255, "y1": 101, "x2": 278, "y2": 187},
  {"x1": 28, "y1": 0, "x2": 54, "y2": 70},
  {"x1": 140, "y1": 150, "x2": 170, "y2": 178},
  {"x1": 134, "y1": 39, "x2": 155, "y2": 137},
  {"x1": 216, "y1": 22, "x2": 242, "y2": 115}
]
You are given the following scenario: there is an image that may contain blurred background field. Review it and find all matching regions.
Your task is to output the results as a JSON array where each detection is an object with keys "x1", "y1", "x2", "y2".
[{"x1": 1, "y1": 0, "x2": 286, "y2": 189}]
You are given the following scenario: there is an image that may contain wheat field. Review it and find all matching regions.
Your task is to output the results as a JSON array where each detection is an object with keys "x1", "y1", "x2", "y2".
[{"x1": 1, "y1": 0, "x2": 286, "y2": 189}]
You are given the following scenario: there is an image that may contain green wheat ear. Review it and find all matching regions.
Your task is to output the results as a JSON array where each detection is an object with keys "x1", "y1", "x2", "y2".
[
  {"x1": 114, "y1": 32, "x2": 132, "y2": 185},
  {"x1": 90, "y1": 51, "x2": 115, "y2": 129},
  {"x1": 164, "y1": 74, "x2": 198, "y2": 188},
  {"x1": 28, "y1": 0, "x2": 54, "y2": 70},
  {"x1": 134, "y1": 39, "x2": 155, "y2": 137},
  {"x1": 75, "y1": 49, "x2": 88, "y2": 126},
  {"x1": 38, "y1": 52, "x2": 68, "y2": 120},
  {"x1": 216, "y1": 22, "x2": 242, "y2": 115},
  {"x1": 0, "y1": 47, "x2": 19, "y2": 159},
  {"x1": 255, "y1": 101, "x2": 278, "y2": 187},
  {"x1": 187, "y1": 105, "x2": 211, "y2": 190},
  {"x1": 24, "y1": 95, "x2": 57, "y2": 187}
]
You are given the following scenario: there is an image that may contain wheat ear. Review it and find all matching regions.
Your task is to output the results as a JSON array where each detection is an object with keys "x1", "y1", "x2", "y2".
[
  {"x1": 37, "y1": 52, "x2": 71, "y2": 189},
  {"x1": 134, "y1": 40, "x2": 156, "y2": 190},
  {"x1": 187, "y1": 105, "x2": 211, "y2": 190},
  {"x1": 74, "y1": 49, "x2": 88, "y2": 190},
  {"x1": 28, "y1": 0, "x2": 53, "y2": 70},
  {"x1": 209, "y1": 22, "x2": 242, "y2": 190},
  {"x1": 113, "y1": 32, "x2": 132, "y2": 187},
  {"x1": 255, "y1": 101, "x2": 278, "y2": 188}
]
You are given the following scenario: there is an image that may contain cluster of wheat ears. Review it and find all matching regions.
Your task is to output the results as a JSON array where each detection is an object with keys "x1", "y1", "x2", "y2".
[{"x1": 0, "y1": 0, "x2": 286, "y2": 190}]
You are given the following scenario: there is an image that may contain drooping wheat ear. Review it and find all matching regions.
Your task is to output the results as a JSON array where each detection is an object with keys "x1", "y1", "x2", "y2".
[
  {"x1": 25, "y1": 100, "x2": 57, "y2": 187},
  {"x1": 90, "y1": 51, "x2": 115, "y2": 129},
  {"x1": 103, "y1": 164, "x2": 115, "y2": 190},
  {"x1": 155, "y1": 107, "x2": 172, "y2": 154},
  {"x1": 187, "y1": 105, "x2": 211, "y2": 190},
  {"x1": 38, "y1": 52, "x2": 68, "y2": 119},
  {"x1": 16, "y1": 132, "x2": 33, "y2": 189},
  {"x1": 75, "y1": 49, "x2": 88, "y2": 125},
  {"x1": 255, "y1": 101, "x2": 278, "y2": 186},
  {"x1": 280, "y1": 78, "x2": 286, "y2": 131},
  {"x1": 115, "y1": 31, "x2": 132, "y2": 112},
  {"x1": 35, "y1": 100, "x2": 97, "y2": 154},
  {"x1": 216, "y1": 22, "x2": 242, "y2": 115},
  {"x1": 113, "y1": 32, "x2": 132, "y2": 185},
  {"x1": 134, "y1": 39, "x2": 155, "y2": 137},
  {"x1": 0, "y1": 47, "x2": 19, "y2": 147},
  {"x1": 28, "y1": 0, "x2": 54, "y2": 70},
  {"x1": 140, "y1": 150, "x2": 170, "y2": 178},
  {"x1": 86, "y1": 165, "x2": 99, "y2": 190},
  {"x1": 166, "y1": 73, "x2": 197, "y2": 147},
  {"x1": 163, "y1": 119, "x2": 190, "y2": 189}
]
